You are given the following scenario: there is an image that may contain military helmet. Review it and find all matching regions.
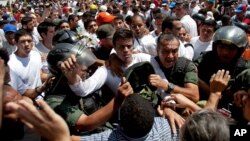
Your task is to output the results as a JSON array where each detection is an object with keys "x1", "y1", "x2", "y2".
[
  {"x1": 49, "y1": 30, "x2": 96, "y2": 75},
  {"x1": 52, "y1": 29, "x2": 80, "y2": 45},
  {"x1": 234, "y1": 22, "x2": 250, "y2": 34},
  {"x1": 47, "y1": 43, "x2": 97, "y2": 75},
  {"x1": 213, "y1": 26, "x2": 248, "y2": 49},
  {"x1": 192, "y1": 13, "x2": 206, "y2": 23}
]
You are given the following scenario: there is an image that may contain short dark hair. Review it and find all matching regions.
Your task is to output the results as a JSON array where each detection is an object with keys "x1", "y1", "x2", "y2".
[
  {"x1": 21, "y1": 16, "x2": 33, "y2": 26},
  {"x1": 201, "y1": 19, "x2": 217, "y2": 31},
  {"x1": 14, "y1": 29, "x2": 33, "y2": 42},
  {"x1": 131, "y1": 14, "x2": 145, "y2": 23},
  {"x1": 57, "y1": 20, "x2": 69, "y2": 30},
  {"x1": 151, "y1": 7, "x2": 161, "y2": 14},
  {"x1": 0, "y1": 48, "x2": 9, "y2": 65},
  {"x1": 112, "y1": 28, "x2": 134, "y2": 47},
  {"x1": 120, "y1": 94, "x2": 154, "y2": 138},
  {"x1": 154, "y1": 13, "x2": 164, "y2": 20},
  {"x1": 157, "y1": 33, "x2": 180, "y2": 49},
  {"x1": 37, "y1": 21, "x2": 55, "y2": 37},
  {"x1": 68, "y1": 14, "x2": 77, "y2": 23},
  {"x1": 162, "y1": 16, "x2": 178, "y2": 33},
  {"x1": 114, "y1": 14, "x2": 124, "y2": 21},
  {"x1": 84, "y1": 18, "x2": 96, "y2": 30}
]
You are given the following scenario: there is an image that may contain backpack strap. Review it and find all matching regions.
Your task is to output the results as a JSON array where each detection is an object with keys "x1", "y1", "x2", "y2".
[{"x1": 184, "y1": 43, "x2": 194, "y2": 49}]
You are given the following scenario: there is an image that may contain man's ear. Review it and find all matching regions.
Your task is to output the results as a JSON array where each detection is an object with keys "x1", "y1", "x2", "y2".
[{"x1": 242, "y1": 95, "x2": 248, "y2": 107}]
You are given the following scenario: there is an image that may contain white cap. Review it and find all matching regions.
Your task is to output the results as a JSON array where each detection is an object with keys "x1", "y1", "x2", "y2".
[
  {"x1": 77, "y1": 12, "x2": 83, "y2": 16},
  {"x1": 150, "y1": 3, "x2": 156, "y2": 9},
  {"x1": 99, "y1": 5, "x2": 107, "y2": 12}
]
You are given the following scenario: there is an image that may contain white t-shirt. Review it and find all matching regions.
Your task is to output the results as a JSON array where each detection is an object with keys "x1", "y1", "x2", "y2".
[
  {"x1": 34, "y1": 42, "x2": 51, "y2": 74},
  {"x1": 32, "y1": 27, "x2": 41, "y2": 45},
  {"x1": 134, "y1": 34, "x2": 157, "y2": 56},
  {"x1": 69, "y1": 53, "x2": 152, "y2": 97},
  {"x1": 121, "y1": 10, "x2": 134, "y2": 20},
  {"x1": 182, "y1": 41, "x2": 194, "y2": 60},
  {"x1": 191, "y1": 36, "x2": 213, "y2": 60},
  {"x1": 150, "y1": 30, "x2": 161, "y2": 39},
  {"x1": 8, "y1": 50, "x2": 43, "y2": 95},
  {"x1": 181, "y1": 15, "x2": 198, "y2": 38}
]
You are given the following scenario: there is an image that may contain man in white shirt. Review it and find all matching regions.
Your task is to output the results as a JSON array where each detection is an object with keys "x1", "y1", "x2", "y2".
[
  {"x1": 191, "y1": 19, "x2": 217, "y2": 60},
  {"x1": 34, "y1": 21, "x2": 56, "y2": 82},
  {"x1": 8, "y1": 29, "x2": 43, "y2": 99},
  {"x1": 162, "y1": 17, "x2": 193, "y2": 60},
  {"x1": 62, "y1": 28, "x2": 152, "y2": 96},
  {"x1": 131, "y1": 15, "x2": 157, "y2": 56}
]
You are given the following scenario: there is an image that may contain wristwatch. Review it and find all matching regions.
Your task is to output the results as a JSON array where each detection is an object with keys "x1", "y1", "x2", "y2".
[{"x1": 166, "y1": 82, "x2": 175, "y2": 93}]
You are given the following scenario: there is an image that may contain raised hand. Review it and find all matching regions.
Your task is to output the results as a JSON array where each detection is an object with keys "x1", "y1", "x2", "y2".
[
  {"x1": 116, "y1": 77, "x2": 133, "y2": 102},
  {"x1": 210, "y1": 69, "x2": 230, "y2": 95},
  {"x1": 6, "y1": 99, "x2": 71, "y2": 141},
  {"x1": 60, "y1": 54, "x2": 81, "y2": 84}
]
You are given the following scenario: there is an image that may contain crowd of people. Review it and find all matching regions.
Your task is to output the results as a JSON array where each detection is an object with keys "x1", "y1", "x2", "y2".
[{"x1": 0, "y1": 0, "x2": 250, "y2": 141}]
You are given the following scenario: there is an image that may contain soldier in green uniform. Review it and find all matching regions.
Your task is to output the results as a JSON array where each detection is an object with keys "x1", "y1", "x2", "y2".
[
  {"x1": 194, "y1": 26, "x2": 250, "y2": 122},
  {"x1": 148, "y1": 33, "x2": 199, "y2": 133},
  {"x1": 45, "y1": 30, "x2": 132, "y2": 135}
]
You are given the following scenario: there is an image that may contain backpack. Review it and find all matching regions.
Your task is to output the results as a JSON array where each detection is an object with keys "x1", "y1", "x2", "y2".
[{"x1": 124, "y1": 62, "x2": 159, "y2": 108}]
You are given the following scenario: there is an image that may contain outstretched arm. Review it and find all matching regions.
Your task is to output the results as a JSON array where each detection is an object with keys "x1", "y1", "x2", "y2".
[
  {"x1": 75, "y1": 77, "x2": 133, "y2": 131},
  {"x1": 205, "y1": 69, "x2": 230, "y2": 110}
]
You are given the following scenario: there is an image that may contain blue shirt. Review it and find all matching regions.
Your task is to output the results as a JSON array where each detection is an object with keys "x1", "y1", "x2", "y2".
[{"x1": 80, "y1": 117, "x2": 179, "y2": 141}]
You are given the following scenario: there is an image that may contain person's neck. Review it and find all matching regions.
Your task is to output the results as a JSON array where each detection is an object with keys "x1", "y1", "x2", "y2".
[
  {"x1": 135, "y1": 34, "x2": 143, "y2": 39},
  {"x1": 155, "y1": 29, "x2": 161, "y2": 36},
  {"x1": 15, "y1": 51, "x2": 29, "y2": 58},
  {"x1": 199, "y1": 36, "x2": 212, "y2": 42},
  {"x1": 42, "y1": 40, "x2": 53, "y2": 50},
  {"x1": 124, "y1": 59, "x2": 133, "y2": 67}
]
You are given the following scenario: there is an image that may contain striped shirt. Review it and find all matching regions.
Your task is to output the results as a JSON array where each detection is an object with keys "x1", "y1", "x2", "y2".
[{"x1": 80, "y1": 117, "x2": 179, "y2": 141}]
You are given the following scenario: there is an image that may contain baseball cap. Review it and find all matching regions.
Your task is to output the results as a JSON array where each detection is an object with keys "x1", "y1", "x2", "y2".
[
  {"x1": 150, "y1": 3, "x2": 156, "y2": 9},
  {"x1": 63, "y1": 6, "x2": 71, "y2": 13},
  {"x1": 169, "y1": 2, "x2": 176, "y2": 8},
  {"x1": 90, "y1": 4, "x2": 97, "y2": 10},
  {"x1": 235, "y1": 4, "x2": 247, "y2": 13},
  {"x1": 77, "y1": 12, "x2": 84, "y2": 16},
  {"x1": 96, "y1": 12, "x2": 116, "y2": 25},
  {"x1": 207, "y1": 0, "x2": 215, "y2": 3},
  {"x1": 99, "y1": 5, "x2": 107, "y2": 12},
  {"x1": 96, "y1": 24, "x2": 115, "y2": 39},
  {"x1": 3, "y1": 24, "x2": 17, "y2": 33}
]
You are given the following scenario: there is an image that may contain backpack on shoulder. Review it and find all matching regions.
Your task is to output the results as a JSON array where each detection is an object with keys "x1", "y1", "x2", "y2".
[{"x1": 124, "y1": 62, "x2": 160, "y2": 108}]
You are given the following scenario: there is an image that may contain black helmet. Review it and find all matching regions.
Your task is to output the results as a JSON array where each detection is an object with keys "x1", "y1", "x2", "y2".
[
  {"x1": 52, "y1": 30, "x2": 80, "y2": 45},
  {"x1": 192, "y1": 13, "x2": 205, "y2": 23},
  {"x1": 47, "y1": 43, "x2": 97, "y2": 75},
  {"x1": 234, "y1": 22, "x2": 250, "y2": 34},
  {"x1": 213, "y1": 26, "x2": 248, "y2": 49}
]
